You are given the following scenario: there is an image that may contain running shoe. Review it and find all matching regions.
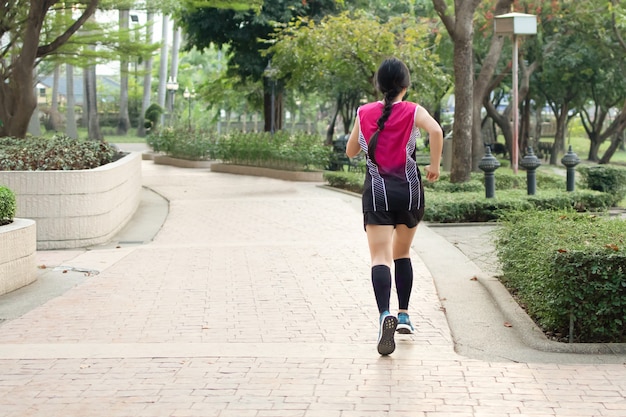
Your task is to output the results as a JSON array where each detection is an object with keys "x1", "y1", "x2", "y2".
[
  {"x1": 377, "y1": 311, "x2": 398, "y2": 355},
  {"x1": 396, "y1": 312, "x2": 414, "y2": 334}
]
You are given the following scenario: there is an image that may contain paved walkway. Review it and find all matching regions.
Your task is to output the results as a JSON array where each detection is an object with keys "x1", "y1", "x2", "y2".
[{"x1": 1, "y1": 159, "x2": 625, "y2": 417}]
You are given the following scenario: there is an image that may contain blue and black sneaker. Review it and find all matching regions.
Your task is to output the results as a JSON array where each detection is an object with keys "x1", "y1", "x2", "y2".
[
  {"x1": 396, "y1": 312, "x2": 414, "y2": 334},
  {"x1": 377, "y1": 311, "x2": 398, "y2": 355}
]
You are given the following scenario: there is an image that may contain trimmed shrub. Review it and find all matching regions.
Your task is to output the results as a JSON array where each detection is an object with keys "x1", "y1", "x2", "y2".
[
  {"x1": 423, "y1": 189, "x2": 611, "y2": 223},
  {"x1": 214, "y1": 131, "x2": 331, "y2": 171},
  {"x1": 325, "y1": 170, "x2": 613, "y2": 223},
  {"x1": 147, "y1": 128, "x2": 215, "y2": 160},
  {"x1": 144, "y1": 103, "x2": 163, "y2": 133},
  {"x1": 578, "y1": 165, "x2": 626, "y2": 206},
  {"x1": 0, "y1": 135, "x2": 120, "y2": 171},
  {"x1": 323, "y1": 171, "x2": 364, "y2": 194},
  {"x1": 495, "y1": 210, "x2": 626, "y2": 343},
  {"x1": 0, "y1": 186, "x2": 16, "y2": 226}
]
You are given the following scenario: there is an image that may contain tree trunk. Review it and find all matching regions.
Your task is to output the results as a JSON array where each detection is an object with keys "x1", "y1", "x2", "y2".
[
  {"x1": 550, "y1": 104, "x2": 569, "y2": 165},
  {"x1": 599, "y1": 130, "x2": 626, "y2": 164},
  {"x1": 137, "y1": 11, "x2": 155, "y2": 137},
  {"x1": 432, "y1": 0, "x2": 483, "y2": 183},
  {"x1": 117, "y1": 10, "x2": 131, "y2": 135},
  {"x1": 325, "y1": 102, "x2": 341, "y2": 145},
  {"x1": 166, "y1": 25, "x2": 181, "y2": 122},
  {"x1": 50, "y1": 64, "x2": 62, "y2": 131},
  {"x1": 520, "y1": 95, "x2": 532, "y2": 153},
  {"x1": 84, "y1": 65, "x2": 102, "y2": 141},
  {"x1": 484, "y1": 97, "x2": 513, "y2": 156},
  {"x1": 450, "y1": 34, "x2": 474, "y2": 182},
  {"x1": 471, "y1": 0, "x2": 512, "y2": 171},
  {"x1": 588, "y1": 134, "x2": 602, "y2": 161},
  {"x1": 599, "y1": 100, "x2": 626, "y2": 163},
  {"x1": 157, "y1": 15, "x2": 170, "y2": 126},
  {"x1": 66, "y1": 64, "x2": 78, "y2": 139},
  {"x1": 0, "y1": 0, "x2": 97, "y2": 138},
  {"x1": 263, "y1": 80, "x2": 283, "y2": 133}
]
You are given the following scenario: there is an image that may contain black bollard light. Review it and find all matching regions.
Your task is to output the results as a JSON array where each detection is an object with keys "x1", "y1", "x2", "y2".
[
  {"x1": 520, "y1": 146, "x2": 541, "y2": 195},
  {"x1": 561, "y1": 145, "x2": 580, "y2": 192},
  {"x1": 478, "y1": 146, "x2": 501, "y2": 198}
]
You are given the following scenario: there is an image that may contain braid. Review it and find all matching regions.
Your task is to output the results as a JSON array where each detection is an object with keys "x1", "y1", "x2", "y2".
[{"x1": 368, "y1": 90, "x2": 398, "y2": 164}]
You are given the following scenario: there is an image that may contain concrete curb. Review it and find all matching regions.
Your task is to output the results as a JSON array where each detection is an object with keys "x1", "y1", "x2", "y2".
[
  {"x1": 478, "y1": 274, "x2": 626, "y2": 355},
  {"x1": 211, "y1": 163, "x2": 324, "y2": 182}
]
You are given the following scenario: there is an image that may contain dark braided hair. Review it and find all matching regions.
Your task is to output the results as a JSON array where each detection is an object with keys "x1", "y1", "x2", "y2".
[{"x1": 367, "y1": 58, "x2": 411, "y2": 165}]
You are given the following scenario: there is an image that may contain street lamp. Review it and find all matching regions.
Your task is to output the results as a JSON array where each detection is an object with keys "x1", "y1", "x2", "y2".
[
  {"x1": 165, "y1": 77, "x2": 179, "y2": 126},
  {"x1": 264, "y1": 60, "x2": 278, "y2": 134},
  {"x1": 494, "y1": 12, "x2": 537, "y2": 174},
  {"x1": 183, "y1": 87, "x2": 196, "y2": 130}
]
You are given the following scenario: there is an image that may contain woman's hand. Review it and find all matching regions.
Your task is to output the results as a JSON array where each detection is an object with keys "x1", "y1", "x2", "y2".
[{"x1": 425, "y1": 165, "x2": 440, "y2": 182}]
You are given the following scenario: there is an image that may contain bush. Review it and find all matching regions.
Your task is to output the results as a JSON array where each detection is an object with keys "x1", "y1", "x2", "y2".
[
  {"x1": 0, "y1": 135, "x2": 121, "y2": 171},
  {"x1": 578, "y1": 165, "x2": 626, "y2": 206},
  {"x1": 0, "y1": 186, "x2": 16, "y2": 226},
  {"x1": 214, "y1": 131, "x2": 331, "y2": 171},
  {"x1": 147, "y1": 128, "x2": 216, "y2": 160},
  {"x1": 144, "y1": 104, "x2": 163, "y2": 133},
  {"x1": 325, "y1": 171, "x2": 612, "y2": 223},
  {"x1": 323, "y1": 171, "x2": 364, "y2": 194},
  {"x1": 424, "y1": 189, "x2": 611, "y2": 222},
  {"x1": 495, "y1": 210, "x2": 626, "y2": 342}
]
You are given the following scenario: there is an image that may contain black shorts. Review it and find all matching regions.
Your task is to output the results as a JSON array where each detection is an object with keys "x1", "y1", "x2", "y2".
[{"x1": 363, "y1": 206, "x2": 424, "y2": 230}]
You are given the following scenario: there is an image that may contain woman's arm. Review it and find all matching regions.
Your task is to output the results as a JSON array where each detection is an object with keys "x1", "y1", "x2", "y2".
[
  {"x1": 345, "y1": 117, "x2": 361, "y2": 158},
  {"x1": 415, "y1": 106, "x2": 443, "y2": 182}
]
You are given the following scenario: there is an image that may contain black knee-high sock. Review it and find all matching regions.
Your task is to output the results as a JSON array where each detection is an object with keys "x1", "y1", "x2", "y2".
[
  {"x1": 394, "y1": 258, "x2": 413, "y2": 310},
  {"x1": 371, "y1": 265, "x2": 392, "y2": 314}
]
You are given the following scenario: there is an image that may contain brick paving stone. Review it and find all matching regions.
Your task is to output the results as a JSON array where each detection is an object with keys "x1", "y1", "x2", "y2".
[{"x1": 0, "y1": 162, "x2": 625, "y2": 417}]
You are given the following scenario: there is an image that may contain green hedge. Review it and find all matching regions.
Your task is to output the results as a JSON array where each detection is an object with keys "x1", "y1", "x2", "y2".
[
  {"x1": 324, "y1": 170, "x2": 613, "y2": 223},
  {"x1": 323, "y1": 171, "x2": 364, "y2": 194},
  {"x1": 425, "y1": 190, "x2": 612, "y2": 223},
  {"x1": 495, "y1": 210, "x2": 626, "y2": 343},
  {"x1": 0, "y1": 135, "x2": 120, "y2": 171},
  {"x1": 0, "y1": 186, "x2": 16, "y2": 226},
  {"x1": 214, "y1": 131, "x2": 331, "y2": 171},
  {"x1": 147, "y1": 128, "x2": 215, "y2": 161},
  {"x1": 578, "y1": 165, "x2": 626, "y2": 206}
]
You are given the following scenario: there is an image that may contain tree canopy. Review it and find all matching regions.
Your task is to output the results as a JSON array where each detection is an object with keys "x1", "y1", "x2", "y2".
[
  {"x1": 267, "y1": 10, "x2": 449, "y2": 140},
  {"x1": 178, "y1": 0, "x2": 344, "y2": 131}
]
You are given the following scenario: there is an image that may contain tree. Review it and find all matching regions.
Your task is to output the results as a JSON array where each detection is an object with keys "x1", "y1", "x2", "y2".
[
  {"x1": 268, "y1": 11, "x2": 448, "y2": 143},
  {"x1": 137, "y1": 10, "x2": 155, "y2": 137},
  {"x1": 528, "y1": 0, "x2": 623, "y2": 164},
  {"x1": 117, "y1": 8, "x2": 132, "y2": 135},
  {"x1": 178, "y1": 0, "x2": 342, "y2": 132},
  {"x1": 0, "y1": 0, "x2": 99, "y2": 138},
  {"x1": 470, "y1": 0, "x2": 514, "y2": 170},
  {"x1": 572, "y1": 0, "x2": 626, "y2": 163},
  {"x1": 432, "y1": 0, "x2": 483, "y2": 182}
]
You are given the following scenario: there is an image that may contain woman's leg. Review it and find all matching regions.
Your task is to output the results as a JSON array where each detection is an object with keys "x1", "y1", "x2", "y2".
[
  {"x1": 366, "y1": 225, "x2": 394, "y2": 314},
  {"x1": 366, "y1": 224, "x2": 398, "y2": 354},
  {"x1": 393, "y1": 224, "x2": 418, "y2": 314}
]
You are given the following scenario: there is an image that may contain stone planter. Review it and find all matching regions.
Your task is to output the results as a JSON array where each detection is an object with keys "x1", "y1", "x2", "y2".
[
  {"x1": 153, "y1": 155, "x2": 212, "y2": 169},
  {"x1": 210, "y1": 163, "x2": 324, "y2": 182},
  {"x1": 0, "y1": 218, "x2": 36, "y2": 295},
  {"x1": 0, "y1": 152, "x2": 142, "y2": 250}
]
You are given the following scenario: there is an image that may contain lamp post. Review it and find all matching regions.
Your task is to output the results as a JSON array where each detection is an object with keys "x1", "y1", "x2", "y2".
[
  {"x1": 183, "y1": 87, "x2": 196, "y2": 130},
  {"x1": 494, "y1": 12, "x2": 537, "y2": 174},
  {"x1": 165, "y1": 77, "x2": 179, "y2": 126},
  {"x1": 264, "y1": 60, "x2": 277, "y2": 134}
]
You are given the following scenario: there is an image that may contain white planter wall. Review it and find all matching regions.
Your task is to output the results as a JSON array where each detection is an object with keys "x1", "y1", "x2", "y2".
[
  {"x1": 0, "y1": 152, "x2": 142, "y2": 250},
  {"x1": 0, "y1": 218, "x2": 36, "y2": 295}
]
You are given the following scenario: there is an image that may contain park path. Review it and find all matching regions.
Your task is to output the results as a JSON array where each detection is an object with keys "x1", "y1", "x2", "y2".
[{"x1": 0, "y1": 160, "x2": 625, "y2": 416}]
